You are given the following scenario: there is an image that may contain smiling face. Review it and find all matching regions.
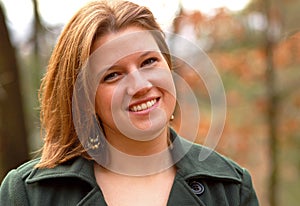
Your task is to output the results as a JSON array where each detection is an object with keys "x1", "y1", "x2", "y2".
[{"x1": 91, "y1": 27, "x2": 176, "y2": 142}]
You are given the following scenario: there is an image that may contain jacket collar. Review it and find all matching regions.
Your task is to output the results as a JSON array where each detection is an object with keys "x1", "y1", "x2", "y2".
[
  {"x1": 26, "y1": 129, "x2": 241, "y2": 185},
  {"x1": 25, "y1": 157, "x2": 97, "y2": 187}
]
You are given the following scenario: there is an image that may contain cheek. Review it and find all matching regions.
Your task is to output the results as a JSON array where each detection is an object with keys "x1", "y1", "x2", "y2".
[
  {"x1": 161, "y1": 74, "x2": 176, "y2": 114},
  {"x1": 95, "y1": 86, "x2": 112, "y2": 117},
  {"x1": 165, "y1": 90, "x2": 176, "y2": 113},
  {"x1": 155, "y1": 71, "x2": 176, "y2": 104},
  {"x1": 95, "y1": 84, "x2": 125, "y2": 120}
]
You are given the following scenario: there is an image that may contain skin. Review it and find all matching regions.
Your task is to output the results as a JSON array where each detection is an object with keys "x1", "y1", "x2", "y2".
[
  {"x1": 91, "y1": 26, "x2": 176, "y2": 156},
  {"x1": 91, "y1": 26, "x2": 177, "y2": 206}
]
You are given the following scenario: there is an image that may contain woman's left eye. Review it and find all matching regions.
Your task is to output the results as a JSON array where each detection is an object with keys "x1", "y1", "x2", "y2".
[{"x1": 141, "y1": 57, "x2": 158, "y2": 67}]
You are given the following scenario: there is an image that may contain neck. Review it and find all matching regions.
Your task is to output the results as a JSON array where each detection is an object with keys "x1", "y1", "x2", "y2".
[
  {"x1": 104, "y1": 126, "x2": 170, "y2": 156},
  {"x1": 100, "y1": 126, "x2": 174, "y2": 176}
]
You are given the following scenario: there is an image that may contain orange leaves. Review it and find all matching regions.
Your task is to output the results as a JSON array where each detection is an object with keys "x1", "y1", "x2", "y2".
[
  {"x1": 209, "y1": 49, "x2": 265, "y2": 82},
  {"x1": 274, "y1": 33, "x2": 300, "y2": 68}
]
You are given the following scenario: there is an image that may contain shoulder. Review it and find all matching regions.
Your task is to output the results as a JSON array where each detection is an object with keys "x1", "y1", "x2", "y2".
[
  {"x1": 14, "y1": 158, "x2": 41, "y2": 176},
  {"x1": 171, "y1": 135, "x2": 259, "y2": 205},
  {"x1": 1, "y1": 157, "x2": 96, "y2": 205},
  {"x1": 0, "y1": 158, "x2": 39, "y2": 205},
  {"x1": 179, "y1": 141, "x2": 243, "y2": 180},
  {"x1": 171, "y1": 131, "x2": 245, "y2": 182},
  {"x1": 172, "y1": 133, "x2": 258, "y2": 195},
  {"x1": 1, "y1": 158, "x2": 41, "y2": 186},
  {"x1": 0, "y1": 158, "x2": 41, "y2": 188},
  {"x1": 0, "y1": 157, "x2": 96, "y2": 186}
]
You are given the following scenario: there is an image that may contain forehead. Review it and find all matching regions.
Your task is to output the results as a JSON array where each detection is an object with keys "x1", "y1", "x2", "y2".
[
  {"x1": 89, "y1": 27, "x2": 161, "y2": 69},
  {"x1": 91, "y1": 26, "x2": 159, "y2": 52}
]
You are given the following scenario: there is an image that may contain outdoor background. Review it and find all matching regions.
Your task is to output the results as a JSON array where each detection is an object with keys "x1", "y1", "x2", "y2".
[{"x1": 0, "y1": 0, "x2": 299, "y2": 205}]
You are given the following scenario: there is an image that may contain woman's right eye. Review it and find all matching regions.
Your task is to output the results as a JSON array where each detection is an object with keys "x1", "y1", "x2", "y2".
[
  {"x1": 103, "y1": 72, "x2": 120, "y2": 82},
  {"x1": 141, "y1": 57, "x2": 158, "y2": 67}
]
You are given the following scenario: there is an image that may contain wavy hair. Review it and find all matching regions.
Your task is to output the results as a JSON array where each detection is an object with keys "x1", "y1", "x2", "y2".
[{"x1": 37, "y1": 0, "x2": 171, "y2": 168}]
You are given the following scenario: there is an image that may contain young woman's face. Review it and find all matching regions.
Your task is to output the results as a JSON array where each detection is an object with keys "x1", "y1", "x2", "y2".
[{"x1": 91, "y1": 27, "x2": 176, "y2": 141}]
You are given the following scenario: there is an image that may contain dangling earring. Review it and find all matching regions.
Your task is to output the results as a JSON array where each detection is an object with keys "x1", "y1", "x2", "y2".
[
  {"x1": 170, "y1": 114, "x2": 174, "y2": 121},
  {"x1": 87, "y1": 135, "x2": 100, "y2": 150}
]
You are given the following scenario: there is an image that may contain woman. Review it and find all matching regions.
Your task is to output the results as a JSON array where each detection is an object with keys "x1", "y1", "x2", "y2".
[{"x1": 0, "y1": 1, "x2": 259, "y2": 205}]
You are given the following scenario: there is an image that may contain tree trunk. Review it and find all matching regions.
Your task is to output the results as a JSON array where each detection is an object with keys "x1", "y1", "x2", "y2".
[
  {"x1": 265, "y1": 34, "x2": 279, "y2": 206},
  {"x1": 32, "y1": 0, "x2": 43, "y2": 56},
  {"x1": 264, "y1": 0, "x2": 282, "y2": 205},
  {"x1": 0, "y1": 2, "x2": 29, "y2": 181}
]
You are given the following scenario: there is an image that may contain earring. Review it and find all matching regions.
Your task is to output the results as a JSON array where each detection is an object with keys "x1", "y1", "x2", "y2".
[
  {"x1": 170, "y1": 114, "x2": 174, "y2": 121},
  {"x1": 87, "y1": 135, "x2": 100, "y2": 150}
]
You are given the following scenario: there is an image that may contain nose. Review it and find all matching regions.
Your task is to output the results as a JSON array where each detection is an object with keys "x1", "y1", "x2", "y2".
[{"x1": 126, "y1": 70, "x2": 152, "y2": 97}]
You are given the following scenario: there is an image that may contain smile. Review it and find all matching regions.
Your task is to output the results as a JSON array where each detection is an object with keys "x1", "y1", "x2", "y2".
[{"x1": 129, "y1": 98, "x2": 158, "y2": 112}]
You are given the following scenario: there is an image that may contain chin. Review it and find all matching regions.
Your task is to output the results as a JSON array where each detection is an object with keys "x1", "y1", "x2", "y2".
[{"x1": 122, "y1": 120, "x2": 167, "y2": 142}]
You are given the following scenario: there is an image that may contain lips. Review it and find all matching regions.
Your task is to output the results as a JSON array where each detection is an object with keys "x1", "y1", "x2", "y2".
[{"x1": 129, "y1": 98, "x2": 159, "y2": 112}]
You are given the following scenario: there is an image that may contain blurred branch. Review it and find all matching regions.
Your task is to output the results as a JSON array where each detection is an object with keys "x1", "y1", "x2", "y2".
[{"x1": 31, "y1": 0, "x2": 45, "y2": 56}]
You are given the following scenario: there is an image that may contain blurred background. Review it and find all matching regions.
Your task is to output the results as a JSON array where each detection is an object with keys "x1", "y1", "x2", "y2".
[{"x1": 0, "y1": 0, "x2": 299, "y2": 205}]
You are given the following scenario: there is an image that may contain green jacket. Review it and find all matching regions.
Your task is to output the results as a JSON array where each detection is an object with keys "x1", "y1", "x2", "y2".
[{"x1": 0, "y1": 132, "x2": 259, "y2": 206}]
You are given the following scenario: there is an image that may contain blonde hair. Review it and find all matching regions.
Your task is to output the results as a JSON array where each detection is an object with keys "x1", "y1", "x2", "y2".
[{"x1": 37, "y1": 0, "x2": 171, "y2": 168}]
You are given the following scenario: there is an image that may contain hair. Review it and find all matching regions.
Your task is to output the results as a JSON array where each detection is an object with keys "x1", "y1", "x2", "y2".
[{"x1": 36, "y1": 0, "x2": 172, "y2": 168}]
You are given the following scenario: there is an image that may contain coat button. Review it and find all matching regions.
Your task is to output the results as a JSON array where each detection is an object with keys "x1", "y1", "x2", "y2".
[{"x1": 188, "y1": 180, "x2": 205, "y2": 195}]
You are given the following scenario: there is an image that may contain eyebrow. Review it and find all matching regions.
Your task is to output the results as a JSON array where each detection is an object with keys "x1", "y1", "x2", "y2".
[
  {"x1": 139, "y1": 51, "x2": 158, "y2": 59},
  {"x1": 95, "y1": 51, "x2": 160, "y2": 79},
  {"x1": 95, "y1": 65, "x2": 111, "y2": 81}
]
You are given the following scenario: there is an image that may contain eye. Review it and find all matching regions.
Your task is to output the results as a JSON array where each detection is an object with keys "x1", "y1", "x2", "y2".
[
  {"x1": 141, "y1": 57, "x2": 158, "y2": 67},
  {"x1": 103, "y1": 72, "x2": 120, "y2": 82}
]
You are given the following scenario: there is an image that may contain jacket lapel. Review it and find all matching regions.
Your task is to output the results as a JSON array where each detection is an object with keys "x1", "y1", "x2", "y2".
[
  {"x1": 77, "y1": 187, "x2": 107, "y2": 206},
  {"x1": 167, "y1": 174, "x2": 206, "y2": 206}
]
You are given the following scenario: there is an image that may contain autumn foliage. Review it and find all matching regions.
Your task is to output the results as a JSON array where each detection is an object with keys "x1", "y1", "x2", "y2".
[{"x1": 171, "y1": 6, "x2": 300, "y2": 206}]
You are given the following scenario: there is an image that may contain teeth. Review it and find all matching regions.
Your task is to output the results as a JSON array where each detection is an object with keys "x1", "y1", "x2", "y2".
[
  {"x1": 146, "y1": 101, "x2": 152, "y2": 107},
  {"x1": 130, "y1": 99, "x2": 157, "y2": 112}
]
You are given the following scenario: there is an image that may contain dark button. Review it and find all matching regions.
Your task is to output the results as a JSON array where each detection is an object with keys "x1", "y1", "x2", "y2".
[{"x1": 188, "y1": 180, "x2": 205, "y2": 195}]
